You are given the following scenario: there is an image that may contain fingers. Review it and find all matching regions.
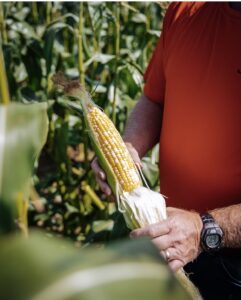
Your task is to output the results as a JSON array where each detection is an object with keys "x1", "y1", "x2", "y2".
[
  {"x1": 152, "y1": 234, "x2": 173, "y2": 250},
  {"x1": 91, "y1": 157, "x2": 106, "y2": 180},
  {"x1": 161, "y1": 248, "x2": 185, "y2": 272},
  {"x1": 130, "y1": 221, "x2": 170, "y2": 239},
  {"x1": 168, "y1": 259, "x2": 184, "y2": 272},
  {"x1": 91, "y1": 157, "x2": 112, "y2": 196},
  {"x1": 96, "y1": 176, "x2": 112, "y2": 196}
]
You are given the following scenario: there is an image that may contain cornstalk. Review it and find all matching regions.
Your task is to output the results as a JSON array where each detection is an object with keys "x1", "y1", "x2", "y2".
[
  {"x1": 32, "y1": 2, "x2": 38, "y2": 24},
  {"x1": 0, "y1": 43, "x2": 10, "y2": 104},
  {"x1": 78, "y1": 2, "x2": 85, "y2": 87},
  {"x1": 86, "y1": 3, "x2": 98, "y2": 54},
  {"x1": 46, "y1": 2, "x2": 52, "y2": 26},
  {"x1": 112, "y1": 3, "x2": 120, "y2": 125},
  {"x1": 0, "y1": 3, "x2": 7, "y2": 44},
  {"x1": 45, "y1": 2, "x2": 53, "y2": 96},
  {"x1": 145, "y1": 4, "x2": 150, "y2": 32},
  {"x1": 78, "y1": 3, "x2": 88, "y2": 168},
  {"x1": 86, "y1": 3, "x2": 98, "y2": 74},
  {"x1": 63, "y1": 28, "x2": 69, "y2": 54}
]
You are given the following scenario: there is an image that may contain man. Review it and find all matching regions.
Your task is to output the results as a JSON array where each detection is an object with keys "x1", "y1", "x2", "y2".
[{"x1": 92, "y1": 2, "x2": 241, "y2": 299}]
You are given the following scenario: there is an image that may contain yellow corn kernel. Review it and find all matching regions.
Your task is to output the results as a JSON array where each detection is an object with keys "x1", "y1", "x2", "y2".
[{"x1": 88, "y1": 106, "x2": 141, "y2": 192}]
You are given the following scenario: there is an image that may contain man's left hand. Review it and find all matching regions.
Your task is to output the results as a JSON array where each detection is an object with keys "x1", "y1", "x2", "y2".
[{"x1": 130, "y1": 207, "x2": 203, "y2": 272}]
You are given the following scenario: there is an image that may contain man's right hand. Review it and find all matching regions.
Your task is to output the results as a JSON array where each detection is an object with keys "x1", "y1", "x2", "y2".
[{"x1": 91, "y1": 143, "x2": 142, "y2": 196}]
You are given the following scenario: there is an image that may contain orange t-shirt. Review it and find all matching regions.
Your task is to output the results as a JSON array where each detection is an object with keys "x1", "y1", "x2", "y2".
[{"x1": 144, "y1": 2, "x2": 241, "y2": 212}]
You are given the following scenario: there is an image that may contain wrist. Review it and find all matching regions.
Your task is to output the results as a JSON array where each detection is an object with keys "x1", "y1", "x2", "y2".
[{"x1": 194, "y1": 212, "x2": 203, "y2": 254}]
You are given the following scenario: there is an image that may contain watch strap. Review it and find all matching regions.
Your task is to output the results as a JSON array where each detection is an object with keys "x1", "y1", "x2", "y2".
[{"x1": 200, "y1": 212, "x2": 215, "y2": 224}]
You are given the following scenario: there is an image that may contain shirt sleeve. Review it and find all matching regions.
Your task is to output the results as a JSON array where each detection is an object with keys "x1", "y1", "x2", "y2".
[{"x1": 143, "y1": 3, "x2": 178, "y2": 105}]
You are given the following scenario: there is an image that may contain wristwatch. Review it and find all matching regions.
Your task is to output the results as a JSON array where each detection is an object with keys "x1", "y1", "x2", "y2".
[{"x1": 200, "y1": 213, "x2": 224, "y2": 252}]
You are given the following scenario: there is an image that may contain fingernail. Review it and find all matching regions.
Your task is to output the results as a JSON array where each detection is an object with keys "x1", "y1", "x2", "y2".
[
  {"x1": 106, "y1": 189, "x2": 111, "y2": 196},
  {"x1": 99, "y1": 172, "x2": 105, "y2": 180}
]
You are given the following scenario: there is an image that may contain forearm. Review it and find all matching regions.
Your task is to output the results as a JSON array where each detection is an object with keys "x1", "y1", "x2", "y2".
[
  {"x1": 123, "y1": 94, "x2": 163, "y2": 158},
  {"x1": 210, "y1": 203, "x2": 241, "y2": 248}
]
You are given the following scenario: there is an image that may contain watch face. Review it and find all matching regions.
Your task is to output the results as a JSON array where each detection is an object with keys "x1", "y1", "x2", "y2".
[{"x1": 206, "y1": 234, "x2": 220, "y2": 248}]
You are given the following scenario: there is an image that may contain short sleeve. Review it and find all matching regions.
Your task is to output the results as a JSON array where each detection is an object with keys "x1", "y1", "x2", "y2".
[{"x1": 144, "y1": 3, "x2": 178, "y2": 105}]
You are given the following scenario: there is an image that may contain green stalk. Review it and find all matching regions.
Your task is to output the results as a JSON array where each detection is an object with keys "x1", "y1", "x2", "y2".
[
  {"x1": 112, "y1": 3, "x2": 120, "y2": 125},
  {"x1": 86, "y1": 3, "x2": 98, "y2": 75},
  {"x1": 0, "y1": 44, "x2": 10, "y2": 105},
  {"x1": 78, "y1": 2, "x2": 85, "y2": 87},
  {"x1": 0, "y1": 3, "x2": 8, "y2": 44},
  {"x1": 32, "y1": 2, "x2": 38, "y2": 24},
  {"x1": 145, "y1": 4, "x2": 150, "y2": 32},
  {"x1": 78, "y1": 3, "x2": 88, "y2": 168},
  {"x1": 63, "y1": 28, "x2": 69, "y2": 54},
  {"x1": 46, "y1": 2, "x2": 52, "y2": 26},
  {"x1": 86, "y1": 3, "x2": 98, "y2": 54}
]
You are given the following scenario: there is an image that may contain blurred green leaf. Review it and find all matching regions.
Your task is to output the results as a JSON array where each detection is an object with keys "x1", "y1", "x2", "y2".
[
  {"x1": 0, "y1": 102, "x2": 48, "y2": 233},
  {"x1": 142, "y1": 157, "x2": 160, "y2": 188},
  {"x1": 0, "y1": 232, "x2": 192, "y2": 300}
]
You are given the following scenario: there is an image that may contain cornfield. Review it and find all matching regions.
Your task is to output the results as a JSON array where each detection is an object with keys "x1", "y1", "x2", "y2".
[
  {"x1": 0, "y1": 3, "x2": 202, "y2": 299},
  {"x1": 1, "y1": 1, "x2": 167, "y2": 244}
]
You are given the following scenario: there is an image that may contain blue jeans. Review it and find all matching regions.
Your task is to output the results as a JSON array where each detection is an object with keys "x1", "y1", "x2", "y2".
[{"x1": 184, "y1": 250, "x2": 241, "y2": 300}]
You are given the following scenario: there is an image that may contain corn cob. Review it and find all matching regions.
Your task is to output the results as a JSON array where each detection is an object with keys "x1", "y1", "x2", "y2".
[
  {"x1": 88, "y1": 105, "x2": 141, "y2": 192},
  {"x1": 53, "y1": 73, "x2": 142, "y2": 196}
]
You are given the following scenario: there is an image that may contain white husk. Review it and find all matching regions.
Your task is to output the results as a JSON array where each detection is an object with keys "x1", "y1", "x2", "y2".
[
  {"x1": 120, "y1": 186, "x2": 166, "y2": 230},
  {"x1": 118, "y1": 186, "x2": 202, "y2": 300}
]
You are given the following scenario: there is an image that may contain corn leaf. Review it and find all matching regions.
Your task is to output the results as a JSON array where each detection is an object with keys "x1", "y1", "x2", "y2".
[
  {"x1": 0, "y1": 232, "x2": 192, "y2": 300},
  {"x1": 0, "y1": 102, "x2": 48, "y2": 233}
]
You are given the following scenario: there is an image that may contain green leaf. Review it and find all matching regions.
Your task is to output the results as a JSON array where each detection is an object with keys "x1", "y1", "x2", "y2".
[
  {"x1": 142, "y1": 157, "x2": 159, "y2": 188},
  {"x1": 43, "y1": 23, "x2": 74, "y2": 74},
  {"x1": 131, "y1": 13, "x2": 147, "y2": 24},
  {"x1": 0, "y1": 232, "x2": 193, "y2": 300},
  {"x1": 0, "y1": 102, "x2": 49, "y2": 233},
  {"x1": 84, "y1": 53, "x2": 115, "y2": 68},
  {"x1": 11, "y1": 21, "x2": 39, "y2": 40}
]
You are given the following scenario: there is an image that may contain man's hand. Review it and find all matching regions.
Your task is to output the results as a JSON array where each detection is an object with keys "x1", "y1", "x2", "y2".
[
  {"x1": 91, "y1": 143, "x2": 142, "y2": 196},
  {"x1": 130, "y1": 207, "x2": 203, "y2": 272}
]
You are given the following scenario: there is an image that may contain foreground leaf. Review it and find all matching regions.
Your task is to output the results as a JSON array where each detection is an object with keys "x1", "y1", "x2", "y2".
[
  {"x1": 0, "y1": 232, "x2": 192, "y2": 300},
  {"x1": 0, "y1": 102, "x2": 48, "y2": 233}
]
